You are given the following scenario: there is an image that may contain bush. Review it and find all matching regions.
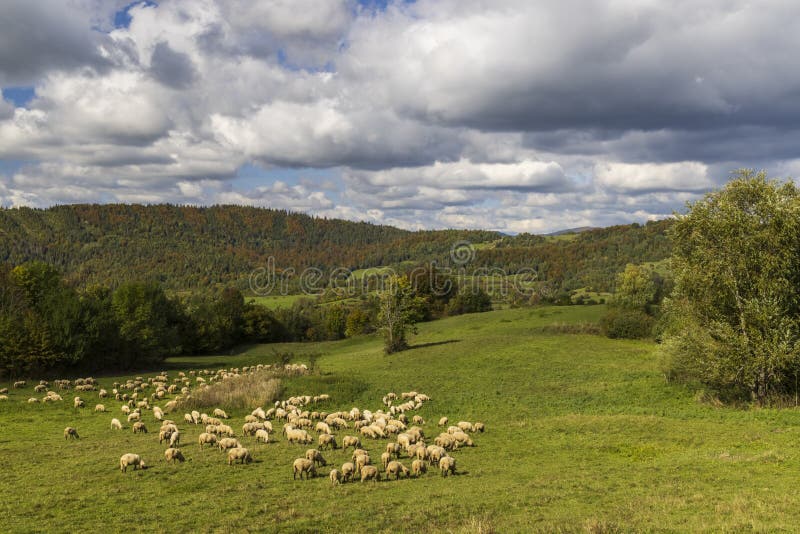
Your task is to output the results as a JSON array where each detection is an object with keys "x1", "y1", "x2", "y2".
[{"x1": 600, "y1": 307, "x2": 654, "y2": 339}]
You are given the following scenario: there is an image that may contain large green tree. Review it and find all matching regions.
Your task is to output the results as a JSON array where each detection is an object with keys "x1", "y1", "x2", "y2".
[{"x1": 661, "y1": 170, "x2": 800, "y2": 403}]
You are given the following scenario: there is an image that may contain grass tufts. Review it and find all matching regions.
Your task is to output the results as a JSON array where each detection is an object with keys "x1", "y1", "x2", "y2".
[
  {"x1": 179, "y1": 370, "x2": 283, "y2": 410},
  {"x1": 538, "y1": 321, "x2": 602, "y2": 335}
]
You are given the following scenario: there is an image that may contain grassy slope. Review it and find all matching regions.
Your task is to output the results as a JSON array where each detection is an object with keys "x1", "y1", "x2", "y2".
[{"x1": 2, "y1": 306, "x2": 800, "y2": 532}]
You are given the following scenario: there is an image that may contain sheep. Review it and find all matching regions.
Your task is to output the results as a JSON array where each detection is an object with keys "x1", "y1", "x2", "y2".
[
  {"x1": 292, "y1": 458, "x2": 316, "y2": 480},
  {"x1": 386, "y1": 460, "x2": 410, "y2": 480},
  {"x1": 318, "y1": 433, "x2": 337, "y2": 450},
  {"x1": 381, "y1": 452, "x2": 392, "y2": 469},
  {"x1": 132, "y1": 421, "x2": 147, "y2": 434},
  {"x1": 111, "y1": 418, "x2": 122, "y2": 430},
  {"x1": 64, "y1": 427, "x2": 79, "y2": 440},
  {"x1": 438, "y1": 416, "x2": 448, "y2": 427},
  {"x1": 411, "y1": 459, "x2": 427, "y2": 477},
  {"x1": 183, "y1": 413, "x2": 194, "y2": 425},
  {"x1": 354, "y1": 453, "x2": 370, "y2": 474},
  {"x1": 244, "y1": 414, "x2": 258, "y2": 424},
  {"x1": 439, "y1": 455, "x2": 457, "y2": 477},
  {"x1": 457, "y1": 421, "x2": 474, "y2": 433},
  {"x1": 252, "y1": 407, "x2": 266, "y2": 420},
  {"x1": 360, "y1": 465, "x2": 380, "y2": 482},
  {"x1": 213, "y1": 408, "x2": 229, "y2": 419},
  {"x1": 119, "y1": 453, "x2": 145, "y2": 472},
  {"x1": 329, "y1": 468, "x2": 342, "y2": 486},
  {"x1": 198, "y1": 432, "x2": 217, "y2": 449},
  {"x1": 164, "y1": 448, "x2": 185, "y2": 463},
  {"x1": 218, "y1": 437, "x2": 242, "y2": 451},
  {"x1": 191, "y1": 410, "x2": 200, "y2": 424},
  {"x1": 152, "y1": 407, "x2": 164, "y2": 421},
  {"x1": 120, "y1": 405, "x2": 130, "y2": 415},
  {"x1": 169, "y1": 431, "x2": 181, "y2": 447},
  {"x1": 73, "y1": 397, "x2": 84, "y2": 409},
  {"x1": 412, "y1": 415, "x2": 424, "y2": 425},
  {"x1": 305, "y1": 448, "x2": 327, "y2": 467},
  {"x1": 386, "y1": 442, "x2": 401, "y2": 458},
  {"x1": 98, "y1": 389, "x2": 108, "y2": 398},
  {"x1": 254, "y1": 429, "x2": 270, "y2": 444},
  {"x1": 13, "y1": 380, "x2": 25, "y2": 388},
  {"x1": 474, "y1": 422, "x2": 485, "y2": 433},
  {"x1": 341, "y1": 462, "x2": 355, "y2": 482},
  {"x1": 164, "y1": 400, "x2": 178, "y2": 412},
  {"x1": 227, "y1": 447, "x2": 253, "y2": 465},
  {"x1": 0, "y1": 387, "x2": 7, "y2": 393},
  {"x1": 217, "y1": 424, "x2": 235, "y2": 437},
  {"x1": 127, "y1": 412, "x2": 141, "y2": 423},
  {"x1": 426, "y1": 445, "x2": 446, "y2": 466},
  {"x1": 341, "y1": 435, "x2": 361, "y2": 451},
  {"x1": 28, "y1": 397, "x2": 39, "y2": 403},
  {"x1": 95, "y1": 404, "x2": 106, "y2": 412},
  {"x1": 34, "y1": 384, "x2": 47, "y2": 393},
  {"x1": 452, "y1": 431, "x2": 475, "y2": 447},
  {"x1": 315, "y1": 422, "x2": 331, "y2": 435},
  {"x1": 286, "y1": 428, "x2": 313, "y2": 445}
]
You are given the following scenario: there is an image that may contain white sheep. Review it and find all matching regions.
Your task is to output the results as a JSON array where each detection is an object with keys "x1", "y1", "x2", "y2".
[
  {"x1": 341, "y1": 462, "x2": 355, "y2": 482},
  {"x1": 227, "y1": 447, "x2": 253, "y2": 465},
  {"x1": 438, "y1": 416, "x2": 448, "y2": 427},
  {"x1": 119, "y1": 453, "x2": 145, "y2": 472},
  {"x1": 386, "y1": 460, "x2": 410, "y2": 480},
  {"x1": 198, "y1": 432, "x2": 217, "y2": 449},
  {"x1": 213, "y1": 408, "x2": 229, "y2": 419},
  {"x1": 218, "y1": 437, "x2": 242, "y2": 451},
  {"x1": 132, "y1": 421, "x2": 147, "y2": 434},
  {"x1": 411, "y1": 459, "x2": 427, "y2": 477},
  {"x1": 360, "y1": 465, "x2": 380, "y2": 482},
  {"x1": 254, "y1": 429, "x2": 270, "y2": 444},
  {"x1": 64, "y1": 427, "x2": 79, "y2": 440},
  {"x1": 292, "y1": 458, "x2": 316, "y2": 480},
  {"x1": 164, "y1": 448, "x2": 185, "y2": 463},
  {"x1": 318, "y1": 434, "x2": 337, "y2": 450},
  {"x1": 169, "y1": 430, "x2": 181, "y2": 447},
  {"x1": 342, "y1": 435, "x2": 361, "y2": 451},
  {"x1": 329, "y1": 468, "x2": 342, "y2": 486},
  {"x1": 111, "y1": 418, "x2": 122, "y2": 430},
  {"x1": 439, "y1": 455, "x2": 457, "y2": 477},
  {"x1": 95, "y1": 404, "x2": 106, "y2": 412},
  {"x1": 305, "y1": 448, "x2": 327, "y2": 467},
  {"x1": 73, "y1": 397, "x2": 84, "y2": 409}
]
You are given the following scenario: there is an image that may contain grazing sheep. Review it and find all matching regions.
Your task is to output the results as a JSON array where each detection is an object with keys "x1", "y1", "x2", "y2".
[
  {"x1": 191, "y1": 410, "x2": 200, "y2": 424},
  {"x1": 255, "y1": 429, "x2": 270, "y2": 444},
  {"x1": 438, "y1": 416, "x2": 448, "y2": 427},
  {"x1": 121, "y1": 405, "x2": 130, "y2": 415},
  {"x1": 0, "y1": 387, "x2": 7, "y2": 394},
  {"x1": 98, "y1": 389, "x2": 108, "y2": 398},
  {"x1": 292, "y1": 458, "x2": 316, "y2": 480},
  {"x1": 153, "y1": 407, "x2": 164, "y2": 421},
  {"x1": 227, "y1": 447, "x2": 253, "y2": 465},
  {"x1": 329, "y1": 468, "x2": 342, "y2": 486},
  {"x1": 341, "y1": 462, "x2": 355, "y2": 482},
  {"x1": 457, "y1": 421, "x2": 474, "y2": 433},
  {"x1": 305, "y1": 449, "x2": 327, "y2": 467},
  {"x1": 111, "y1": 418, "x2": 122, "y2": 430},
  {"x1": 127, "y1": 412, "x2": 141, "y2": 423},
  {"x1": 452, "y1": 431, "x2": 475, "y2": 447},
  {"x1": 0, "y1": 395, "x2": 7, "y2": 401},
  {"x1": 73, "y1": 397, "x2": 84, "y2": 409},
  {"x1": 381, "y1": 452, "x2": 392, "y2": 469},
  {"x1": 252, "y1": 407, "x2": 266, "y2": 420},
  {"x1": 411, "y1": 459, "x2": 427, "y2": 477},
  {"x1": 95, "y1": 404, "x2": 106, "y2": 412},
  {"x1": 218, "y1": 437, "x2": 242, "y2": 451},
  {"x1": 119, "y1": 453, "x2": 145, "y2": 472},
  {"x1": 217, "y1": 424, "x2": 235, "y2": 437},
  {"x1": 474, "y1": 422, "x2": 485, "y2": 433},
  {"x1": 28, "y1": 397, "x2": 39, "y2": 403},
  {"x1": 213, "y1": 408, "x2": 229, "y2": 419},
  {"x1": 360, "y1": 465, "x2": 380, "y2": 482},
  {"x1": 286, "y1": 428, "x2": 313, "y2": 445},
  {"x1": 354, "y1": 453, "x2": 371, "y2": 474},
  {"x1": 198, "y1": 432, "x2": 217, "y2": 449},
  {"x1": 318, "y1": 433, "x2": 337, "y2": 450},
  {"x1": 13, "y1": 380, "x2": 25, "y2": 388},
  {"x1": 132, "y1": 421, "x2": 147, "y2": 434},
  {"x1": 315, "y1": 422, "x2": 331, "y2": 435},
  {"x1": 184, "y1": 413, "x2": 194, "y2": 425},
  {"x1": 386, "y1": 460, "x2": 410, "y2": 480},
  {"x1": 439, "y1": 455, "x2": 457, "y2": 477},
  {"x1": 426, "y1": 445, "x2": 446, "y2": 466},
  {"x1": 34, "y1": 384, "x2": 47, "y2": 393},
  {"x1": 169, "y1": 431, "x2": 180, "y2": 447},
  {"x1": 342, "y1": 435, "x2": 361, "y2": 451},
  {"x1": 386, "y1": 442, "x2": 401, "y2": 458},
  {"x1": 164, "y1": 400, "x2": 178, "y2": 412},
  {"x1": 64, "y1": 427, "x2": 79, "y2": 440},
  {"x1": 164, "y1": 448, "x2": 185, "y2": 463}
]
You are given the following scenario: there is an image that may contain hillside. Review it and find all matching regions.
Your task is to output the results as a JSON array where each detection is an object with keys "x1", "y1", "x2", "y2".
[{"x1": 0, "y1": 204, "x2": 672, "y2": 292}]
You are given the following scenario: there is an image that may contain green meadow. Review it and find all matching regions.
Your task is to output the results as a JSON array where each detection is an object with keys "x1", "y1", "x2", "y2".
[{"x1": 2, "y1": 305, "x2": 800, "y2": 532}]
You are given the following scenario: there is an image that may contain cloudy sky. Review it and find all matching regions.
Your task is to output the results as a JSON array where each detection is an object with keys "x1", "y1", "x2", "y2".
[{"x1": 0, "y1": 0, "x2": 796, "y2": 233}]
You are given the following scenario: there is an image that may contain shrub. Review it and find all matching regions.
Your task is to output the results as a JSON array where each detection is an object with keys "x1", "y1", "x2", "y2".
[{"x1": 600, "y1": 307, "x2": 654, "y2": 339}]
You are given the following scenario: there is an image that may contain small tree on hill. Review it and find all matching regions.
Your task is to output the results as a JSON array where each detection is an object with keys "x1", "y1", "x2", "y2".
[{"x1": 378, "y1": 275, "x2": 425, "y2": 354}]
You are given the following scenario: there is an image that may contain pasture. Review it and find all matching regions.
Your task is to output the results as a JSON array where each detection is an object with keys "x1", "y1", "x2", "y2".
[{"x1": 2, "y1": 305, "x2": 800, "y2": 532}]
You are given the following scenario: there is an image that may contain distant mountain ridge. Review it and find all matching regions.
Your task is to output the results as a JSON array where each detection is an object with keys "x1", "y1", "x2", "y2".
[
  {"x1": 0, "y1": 204, "x2": 672, "y2": 293},
  {"x1": 544, "y1": 226, "x2": 599, "y2": 236}
]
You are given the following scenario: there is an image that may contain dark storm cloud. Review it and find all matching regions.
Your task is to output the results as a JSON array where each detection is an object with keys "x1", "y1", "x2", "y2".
[{"x1": 150, "y1": 42, "x2": 198, "y2": 89}]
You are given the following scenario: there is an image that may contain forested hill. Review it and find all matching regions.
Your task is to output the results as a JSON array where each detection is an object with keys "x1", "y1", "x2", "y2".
[
  {"x1": 0, "y1": 204, "x2": 672, "y2": 292},
  {"x1": 0, "y1": 205, "x2": 498, "y2": 289}
]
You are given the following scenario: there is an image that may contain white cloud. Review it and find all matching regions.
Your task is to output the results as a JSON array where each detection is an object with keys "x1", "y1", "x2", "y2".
[{"x1": 594, "y1": 161, "x2": 712, "y2": 193}]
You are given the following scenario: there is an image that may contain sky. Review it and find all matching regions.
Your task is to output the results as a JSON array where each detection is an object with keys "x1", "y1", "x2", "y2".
[{"x1": 0, "y1": 0, "x2": 798, "y2": 233}]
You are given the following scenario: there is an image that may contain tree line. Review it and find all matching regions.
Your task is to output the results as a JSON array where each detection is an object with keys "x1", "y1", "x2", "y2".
[{"x1": 0, "y1": 261, "x2": 490, "y2": 378}]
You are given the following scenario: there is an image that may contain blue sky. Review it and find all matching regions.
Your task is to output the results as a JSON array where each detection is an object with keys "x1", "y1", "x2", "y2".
[{"x1": 1, "y1": 0, "x2": 799, "y2": 232}]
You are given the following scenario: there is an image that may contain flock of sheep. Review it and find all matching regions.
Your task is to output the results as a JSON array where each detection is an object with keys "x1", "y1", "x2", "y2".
[{"x1": 6, "y1": 363, "x2": 484, "y2": 485}]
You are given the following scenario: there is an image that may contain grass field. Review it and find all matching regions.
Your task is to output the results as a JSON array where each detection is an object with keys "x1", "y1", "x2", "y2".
[
  {"x1": 247, "y1": 293, "x2": 314, "y2": 309},
  {"x1": 4, "y1": 305, "x2": 800, "y2": 532}
]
